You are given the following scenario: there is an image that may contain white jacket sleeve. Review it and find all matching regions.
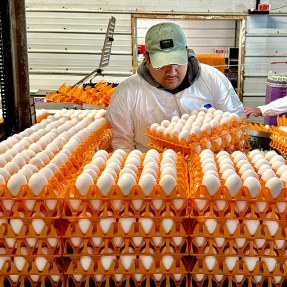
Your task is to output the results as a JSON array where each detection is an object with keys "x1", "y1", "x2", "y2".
[
  {"x1": 106, "y1": 82, "x2": 136, "y2": 152},
  {"x1": 258, "y1": 95, "x2": 287, "y2": 117},
  {"x1": 199, "y1": 64, "x2": 245, "y2": 117}
]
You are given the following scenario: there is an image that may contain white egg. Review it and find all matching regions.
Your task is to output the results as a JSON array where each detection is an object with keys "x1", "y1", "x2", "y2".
[
  {"x1": 202, "y1": 163, "x2": 217, "y2": 173},
  {"x1": 248, "y1": 149, "x2": 262, "y2": 159},
  {"x1": 117, "y1": 173, "x2": 136, "y2": 196},
  {"x1": 266, "y1": 177, "x2": 283, "y2": 199},
  {"x1": 243, "y1": 176, "x2": 261, "y2": 198},
  {"x1": 241, "y1": 169, "x2": 259, "y2": 181},
  {"x1": 159, "y1": 174, "x2": 176, "y2": 195},
  {"x1": 202, "y1": 174, "x2": 220, "y2": 196},
  {"x1": 28, "y1": 173, "x2": 49, "y2": 196},
  {"x1": 178, "y1": 130, "x2": 190, "y2": 144},
  {"x1": 219, "y1": 163, "x2": 235, "y2": 174},
  {"x1": 264, "y1": 150, "x2": 278, "y2": 161},
  {"x1": 251, "y1": 153, "x2": 265, "y2": 165},
  {"x1": 141, "y1": 167, "x2": 157, "y2": 179},
  {"x1": 7, "y1": 173, "x2": 27, "y2": 196},
  {"x1": 261, "y1": 168, "x2": 276, "y2": 182},
  {"x1": 138, "y1": 173, "x2": 157, "y2": 196},
  {"x1": 4, "y1": 162, "x2": 20, "y2": 175},
  {"x1": 224, "y1": 174, "x2": 242, "y2": 197},
  {"x1": 96, "y1": 173, "x2": 115, "y2": 196}
]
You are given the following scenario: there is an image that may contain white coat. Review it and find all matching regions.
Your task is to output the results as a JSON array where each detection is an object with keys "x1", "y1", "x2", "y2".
[
  {"x1": 106, "y1": 63, "x2": 245, "y2": 152},
  {"x1": 258, "y1": 95, "x2": 287, "y2": 117}
]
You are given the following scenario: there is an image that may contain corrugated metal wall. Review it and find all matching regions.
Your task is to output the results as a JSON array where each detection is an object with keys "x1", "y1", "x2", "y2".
[
  {"x1": 25, "y1": 0, "x2": 287, "y2": 123},
  {"x1": 243, "y1": 15, "x2": 287, "y2": 123}
]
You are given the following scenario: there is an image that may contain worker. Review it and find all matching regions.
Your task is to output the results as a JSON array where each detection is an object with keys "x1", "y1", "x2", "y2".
[
  {"x1": 244, "y1": 95, "x2": 287, "y2": 118},
  {"x1": 106, "y1": 22, "x2": 245, "y2": 152}
]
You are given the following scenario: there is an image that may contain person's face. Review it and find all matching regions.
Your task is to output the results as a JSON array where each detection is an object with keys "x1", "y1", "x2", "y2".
[{"x1": 144, "y1": 51, "x2": 188, "y2": 91}]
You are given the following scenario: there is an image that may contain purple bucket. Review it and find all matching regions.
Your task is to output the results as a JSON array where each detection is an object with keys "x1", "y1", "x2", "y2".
[{"x1": 264, "y1": 75, "x2": 287, "y2": 126}]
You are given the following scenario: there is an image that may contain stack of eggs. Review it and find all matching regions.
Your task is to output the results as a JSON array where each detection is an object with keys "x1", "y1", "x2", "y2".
[
  {"x1": 62, "y1": 149, "x2": 189, "y2": 286},
  {"x1": 0, "y1": 111, "x2": 112, "y2": 285},
  {"x1": 189, "y1": 149, "x2": 287, "y2": 286},
  {"x1": 270, "y1": 125, "x2": 287, "y2": 156},
  {"x1": 36, "y1": 109, "x2": 50, "y2": 123},
  {"x1": 146, "y1": 107, "x2": 250, "y2": 158}
]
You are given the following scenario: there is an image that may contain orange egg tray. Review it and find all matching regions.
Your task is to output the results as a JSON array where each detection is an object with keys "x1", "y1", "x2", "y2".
[
  {"x1": 146, "y1": 118, "x2": 251, "y2": 159},
  {"x1": 277, "y1": 115, "x2": 287, "y2": 127},
  {"x1": 0, "y1": 184, "x2": 61, "y2": 217},
  {"x1": 0, "y1": 260, "x2": 63, "y2": 283},
  {"x1": 190, "y1": 259, "x2": 286, "y2": 287},
  {"x1": 61, "y1": 183, "x2": 189, "y2": 219},
  {"x1": 62, "y1": 236, "x2": 188, "y2": 256},
  {"x1": 64, "y1": 256, "x2": 189, "y2": 276},
  {"x1": 270, "y1": 126, "x2": 287, "y2": 156},
  {"x1": 65, "y1": 274, "x2": 189, "y2": 287}
]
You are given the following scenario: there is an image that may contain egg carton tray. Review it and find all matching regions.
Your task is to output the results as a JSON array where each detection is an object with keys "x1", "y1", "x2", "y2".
[
  {"x1": 188, "y1": 214, "x2": 286, "y2": 241},
  {"x1": 65, "y1": 274, "x2": 188, "y2": 287},
  {"x1": 0, "y1": 276, "x2": 64, "y2": 287},
  {"x1": 146, "y1": 118, "x2": 251, "y2": 160},
  {"x1": 0, "y1": 183, "x2": 63, "y2": 217},
  {"x1": 189, "y1": 185, "x2": 287, "y2": 219},
  {"x1": 61, "y1": 184, "x2": 189, "y2": 219},
  {"x1": 60, "y1": 219, "x2": 189, "y2": 239},
  {"x1": 0, "y1": 237, "x2": 62, "y2": 255},
  {"x1": 270, "y1": 126, "x2": 287, "y2": 156},
  {"x1": 190, "y1": 236, "x2": 287, "y2": 257},
  {"x1": 190, "y1": 275, "x2": 283, "y2": 287},
  {"x1": 64, "y1": 257, "x2": 189, "y2": 277},
  {"x1": 190, "y1": 257, "x2": 287, "y2": 284},
  {"x1": 63, "y1": 236, "x2": 188, "y2": 256},
  {"x1": 0, "y1": 259, "x2": 63, "y2": 278},
  {"x1": 0, "y1": 221, "x2": 61, "y2": 240},
  {"x1": 277, "y1": 114, "x2": 287, "y2": 126}
]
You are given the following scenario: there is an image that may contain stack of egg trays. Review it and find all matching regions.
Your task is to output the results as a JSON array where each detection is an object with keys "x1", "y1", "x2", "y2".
[
  {"x1": 146, "y1": 117, "x2": 251, "y2": 160},
  {"x1": 188, "y1": 177, "x2": 287, "y2": 287},
  {"x1": 0, "y1": 184, "x2": 63, "y2": 287},
  {"x1": 56, "y1": 120, "x2": 113, "y2": 182},
  {"x1": 270, "y1": 126, "x2": 287, "y2": 156},
  {"x1": 61, "y1": 167, "x2": 190, "y2": 286}
]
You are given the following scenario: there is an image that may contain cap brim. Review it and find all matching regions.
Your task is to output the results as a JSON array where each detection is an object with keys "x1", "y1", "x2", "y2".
[{"x1": 149, "y1": 48, "x2": 188, "y2": 69}]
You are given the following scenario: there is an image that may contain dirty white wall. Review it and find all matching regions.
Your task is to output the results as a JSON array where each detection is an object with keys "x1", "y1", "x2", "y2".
[{"x1": 25, "y1": 0, "x2": 287, "y2": 122}]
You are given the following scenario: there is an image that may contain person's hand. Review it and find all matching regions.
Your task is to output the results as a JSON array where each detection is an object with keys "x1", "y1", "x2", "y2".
[{"x1": 244, "y1": 107, "x2": 262, "y2": 118}]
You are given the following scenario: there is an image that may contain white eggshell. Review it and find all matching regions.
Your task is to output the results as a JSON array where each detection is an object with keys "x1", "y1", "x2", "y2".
[
  {"x1": 243, "y1": 176, "x2": 261, "y2": 198},
  {"x1": 0, "y1": 168, "x2": 11, "y2": 180},
  {"x1": 28, "y1": 173, "x2": 49, "y2": 196},
  {"x1": 7, "y1": 173, "x2": 27, "y2": 196},
  {"x1": 219, "y1": 163, "x2": 235, "y2": 174},
  {"x1": 241, "y1": 169, "x2": 259, "y2": 181},
  {"x1": 251, "y1": 153, "x2": 265, "y2": 164},
  {"x1": 117, "y1": 173, "x2": 136, "y2": 196},
  {"x1": 258, "y1": 164, "x2": 272, "y2": 176},
  {"x1": 224, "y1": 174, "x2": 242, "y2": 197},
  {"x1": 280, "y1": 170, "x2": 287, "y2": 183},
  {"x1": 139, "y1": 174, "x2": 157, "y2": 196},
  {"x1": 96, "y1": 173, "x2": 115, "y2": 196},
  {"x1": 269, "y1": 154, "x2": 285, "y2": 164},
  {"x1": 159, "y1": 175, "x2": 176, "y2": 195},
  {"x1": 276, "y1": 164, "x2": 287, "y2": 176},
  {"x1": 202, "y1": 174, "x2": 220, "y2": 196},
  {"x1": 261, "y1": 169, "x2": 276, "y2": 182},
  {"x1": 178, "y1": 130, "x2": 190, "y2": 144},
  {"x1": 264, "y1": 150, "x2": 278, "y2": 161},
  {"x1": 4, "y1": 162, "x2": 20, "y2": 175},
  {"x1": 202, "y1": 163, "x2": 217, "y2": 173},
  {"x1": 266, "y1": 177, "x2": 283, "y2": 198},
  {"x1": 75, "y1": 173, "x2": 94, "y2": 196}
]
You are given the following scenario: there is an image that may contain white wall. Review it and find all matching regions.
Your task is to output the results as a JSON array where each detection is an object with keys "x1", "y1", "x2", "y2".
[{"x1": 25, "y1": 0, "x2": 287, "y2": 124}]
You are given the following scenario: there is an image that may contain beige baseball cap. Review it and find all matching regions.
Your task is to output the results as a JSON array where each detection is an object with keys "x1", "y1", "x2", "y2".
[{"x1": 145, "y1": 22, "x2": 188, "y2": 69}]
